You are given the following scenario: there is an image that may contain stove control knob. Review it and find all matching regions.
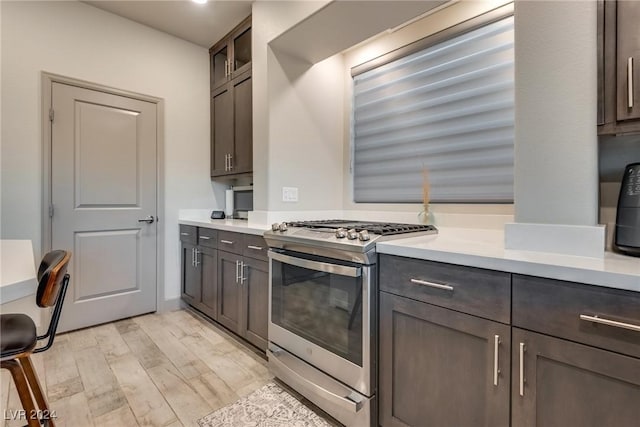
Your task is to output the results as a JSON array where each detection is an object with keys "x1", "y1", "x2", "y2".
[
  {"x1": 346, "y1": 229, "x2": 358, "y2": 240},
  {"x1": 335, "y1": 228, "x2": 347, "y2": 239},
  {"x1": 278, "y1": 222, "x2": 288, "y2": 232},
  {"x1": 358, "y1": 230, "x2": 370, "y2": 241},
  {"x1": 271, "y1": 223, "x2": 280, "y2": 231}
]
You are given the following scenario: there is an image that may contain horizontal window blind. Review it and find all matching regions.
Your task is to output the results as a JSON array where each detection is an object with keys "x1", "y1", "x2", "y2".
[{"x1": 352, "y1": 16, "x2": 514, "y2": 203}]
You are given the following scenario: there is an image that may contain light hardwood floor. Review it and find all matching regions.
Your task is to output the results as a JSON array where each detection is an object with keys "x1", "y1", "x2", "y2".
[{"x1": 0, "y1": 309, "x2": 273, "y2": 427}]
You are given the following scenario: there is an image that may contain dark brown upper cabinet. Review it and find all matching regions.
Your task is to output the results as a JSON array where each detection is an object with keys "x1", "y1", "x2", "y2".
[
  {"x1": 210, "y1": 16, "x2": 252, "y2": 91},
  {"x1": 210, "y1": 16, "x2": 252, "y2": 178},
  {"x1": 599, "y1": 0, "x2": 640, "y2": 135}
]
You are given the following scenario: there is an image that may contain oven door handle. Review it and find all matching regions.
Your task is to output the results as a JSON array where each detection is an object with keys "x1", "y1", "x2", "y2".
[{"x1": 269, "y1": 251, "x2": 362, "y2": 278}]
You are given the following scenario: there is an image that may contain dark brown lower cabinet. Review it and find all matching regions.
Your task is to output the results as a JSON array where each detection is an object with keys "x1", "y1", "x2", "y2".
[
  {"x1": 511, "y1": 327, "x2": 640, "y2": 427},
  {"x1": 181, "y1": 242, "x2": 218, "y2": 320},
  {"x1": 217, "y1": 250, "x2": 242, "y2": 334},
  {"x1": 181, "y1": 242, "x2": 200, "y2": 306},
  {"x1": 242, "y1": 258, "x2": 268, "y2": 351},
  {"x1": 198, "y1": 246, "x2": 218, "y2": 319},
  {"x1": 379, "y1": 292, "x2": 511, "y2": 427},
  {"x1": 217, "y1": 250, "x2": 269, "y2": 351}
]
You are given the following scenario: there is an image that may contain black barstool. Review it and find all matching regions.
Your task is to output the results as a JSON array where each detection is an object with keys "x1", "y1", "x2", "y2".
[{"x1": 1, "y1": 249, "x2": 71, "y2": 427}]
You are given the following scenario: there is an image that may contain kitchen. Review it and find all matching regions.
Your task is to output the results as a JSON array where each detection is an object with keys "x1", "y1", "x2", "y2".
[{"x1": 1, "y1": 0, "x2": 640, "y2": 426}]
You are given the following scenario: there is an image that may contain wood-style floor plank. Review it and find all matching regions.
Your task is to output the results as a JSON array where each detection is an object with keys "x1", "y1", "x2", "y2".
[
  {"x1": 134, "y1": 315, "x2": 210, "y2": 380},
  {"x1": 0, "y1": 370, "x2": 10, "y2": 427},
  {"x1": 92, "y1": 323, "x2": 130, "y2": 362},
  {"x1": 49, "y1": 390, "x2": 95, "y2": 427},
  {"x1": 146, "y1": 363, "x2": 213, "y2": 427},
  {"x1": 68, "y1": 327, "x2": 98, "y2": 352},
  {"x1": 93, "y1": 404, "x2": 140, "y2": 427},
  {"x1": 107, "y1": 353, "x2": 178, "y2": 427},
  {"x1": 42, "y1": 338, "x2": 83, "y2": 402},
  {"x1": 1, "y1": 309, "x2": 329, "y2": 427}
]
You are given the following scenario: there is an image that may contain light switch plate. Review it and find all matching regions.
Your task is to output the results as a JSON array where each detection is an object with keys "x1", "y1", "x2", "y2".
[{"x1": 282, "y1": 187, "x2": 298, "y2": 202}]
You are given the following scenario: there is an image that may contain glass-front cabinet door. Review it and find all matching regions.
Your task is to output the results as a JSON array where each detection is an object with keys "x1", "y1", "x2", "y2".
[
  {"x1": 232, "y1": 24, "x2": 251, "y2": 77},
  {"x1": 210, "y1": 43, "x2": 229, "y2": 90}
]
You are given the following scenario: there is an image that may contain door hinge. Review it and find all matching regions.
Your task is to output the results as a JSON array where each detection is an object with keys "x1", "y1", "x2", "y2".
[
  {"x1": 49, "y1": 108, "x2": 54, "y2": 122},
  {"x1": 48, "y1": 205, "x2": 54, "y2": 218}
]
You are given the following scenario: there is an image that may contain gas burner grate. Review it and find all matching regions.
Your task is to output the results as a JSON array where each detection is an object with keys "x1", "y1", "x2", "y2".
[{"x1": 286, "y1": 220, "x2": 437, "y2": 236}]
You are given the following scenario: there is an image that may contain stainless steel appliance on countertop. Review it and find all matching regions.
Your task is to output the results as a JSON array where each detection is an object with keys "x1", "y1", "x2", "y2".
[{"x1": 265, "y1": 220, "x2": 437, "y2": 427}]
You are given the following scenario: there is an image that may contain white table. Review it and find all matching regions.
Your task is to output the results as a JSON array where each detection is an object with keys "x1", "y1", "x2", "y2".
[{"x1": 1, "y1": 240, "x2": 41, "y2": 327}]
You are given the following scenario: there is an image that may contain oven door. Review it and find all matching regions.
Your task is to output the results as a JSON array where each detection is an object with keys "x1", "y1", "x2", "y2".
[{"x1": 269, "y1": 249, "x2": 374, "y2": 396}]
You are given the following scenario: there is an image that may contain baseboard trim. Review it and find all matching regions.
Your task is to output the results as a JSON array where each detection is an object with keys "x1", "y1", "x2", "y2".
[{"x1": 159, "y1": 297, "x2": 186, "y2": 312}]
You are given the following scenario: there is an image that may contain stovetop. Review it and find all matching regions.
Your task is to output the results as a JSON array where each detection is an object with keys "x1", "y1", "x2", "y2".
[
  {"x1": 264, "y1": 219, "x2": 438, "y2": 263},
  {"x1": 286, "y1": 220, "x2": 437, "y2": 236}
]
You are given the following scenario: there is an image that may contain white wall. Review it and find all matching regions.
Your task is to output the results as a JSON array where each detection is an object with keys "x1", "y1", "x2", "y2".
[
  {"x1": 0, "y1": 1, "x2": 224, "y2": 302},
  {"x1": 252, "y1": 0, "x2": 331, "y2": 213},
  {"x1": 505, "y1": 0, "x2": 604, "y2": 257},
  {"x1": 513, "y1": 0, "x2": 598, "y2": 226}
]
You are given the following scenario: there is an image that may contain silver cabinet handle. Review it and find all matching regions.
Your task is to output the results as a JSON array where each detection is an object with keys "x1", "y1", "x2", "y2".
[
  {"x1": 138, "y1": 215, "x2": 155, "y2": 224},
  {"x1": 410, "y1": 278, "x2": 454, "y2": 291},
  {"x1": 224, "y1": 59, "x2": 228, "y2": 77},
  {"x1": 580, "y1": 314, "x2": 640, "y2": 332},
  {"x1": 191, "y1": 247, "x2": 195, "y2": 267},
  {"x1": 241, "y1": 262, "x2": 248, "y2": 283},
  {"x1": 628, "y1": 57, "x2": 634, "y2": 109},
  {"x1": 269, "y1": 251, "x2": 361, "y2": 278},
  {"x1": 235, "y1": 260, "x2": 241, "y2": 284},
  {"x1": 199, "y1": 236, "x2": 211, "y2": 240},
  {"x1": 224, "y1": 154, "x2": 228, "y2": 171},
  {"x1": 220, "y1": 239, "x2": 234, "y2": 245},
  {"x1": 247, "y1": 245, "x2": 263, "y2": 251},
  {"x1": 194, "y1": 249, "x2": 200, "y2": 267},
  {"x1": 228, "y1": 154, "x2": 233, "y2": 170},
  {"x1": 493, "y1": 335, "x2": 500, "y2": 387},
  {"x1": 519, "y1": 342, "x2": 525, "y2": 397},
  {"x1": 180, "y1": 232, "x2": 190, "y2": 236}
]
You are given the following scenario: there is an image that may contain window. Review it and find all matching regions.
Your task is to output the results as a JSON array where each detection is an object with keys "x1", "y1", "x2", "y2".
[{"x1": 351, "y1": 14, "x2": 514, "y2": 203}]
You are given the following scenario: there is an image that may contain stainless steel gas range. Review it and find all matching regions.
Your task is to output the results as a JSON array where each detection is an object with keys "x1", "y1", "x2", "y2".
[{"x1": 264, "y1": 220, "x2": 437, "y2": 427}]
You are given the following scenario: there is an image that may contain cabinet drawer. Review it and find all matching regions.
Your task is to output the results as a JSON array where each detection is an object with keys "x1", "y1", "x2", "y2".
[
  {"x1": 217, "y1": 230, "x2": 244, "y2": 254},
  {"x1": 197, "y1": 227, "x2": 218, "y2": 249},
  {"x1": 242, "y1": 234, "x2": 268, "y2": 261},
  {"x1": 179, "y1": 225, "x2": 197, "y2": 244},
  {"x1": 513, "y1": 274, "x2": 640, "y2": 359},
  {"x1": 379, "y1": 254, "x2": 511, "y2": 324}
]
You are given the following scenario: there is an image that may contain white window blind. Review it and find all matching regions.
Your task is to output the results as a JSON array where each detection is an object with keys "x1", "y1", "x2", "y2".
[{"x1": 352, "y1": 15, "x2": 514, "y2": 203}]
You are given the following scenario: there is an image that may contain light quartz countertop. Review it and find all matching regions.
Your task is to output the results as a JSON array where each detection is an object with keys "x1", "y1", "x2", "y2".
[
  {"x1": 1, "y1": 240, "x2": 39, "y2": 303},
  {"x1": 178, "y1": 210, "x2": 270, "y2": 236},
  {"x1": 377, "y1": 227, "x2": 640, "y2": 293},
  {"x1": 178, "y1": 211, "x2": 639, "y2": 292}
]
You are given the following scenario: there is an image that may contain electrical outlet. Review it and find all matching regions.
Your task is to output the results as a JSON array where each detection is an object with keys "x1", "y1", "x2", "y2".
[{"x1": 282, "y1": 187, "x2": 299, "y2": 202}]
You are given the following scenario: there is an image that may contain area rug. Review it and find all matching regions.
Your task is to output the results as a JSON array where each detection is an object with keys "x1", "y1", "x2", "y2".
[{"x1": 198, "y1": 382, "x2": 333, "y2": 427}]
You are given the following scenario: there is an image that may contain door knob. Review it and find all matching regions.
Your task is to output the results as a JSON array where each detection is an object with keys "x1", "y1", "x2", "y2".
[{"x1": 138, "y1": 215, "x2": 155, "y2": 224}]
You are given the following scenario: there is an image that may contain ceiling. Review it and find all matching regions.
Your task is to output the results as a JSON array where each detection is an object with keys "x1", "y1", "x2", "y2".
[{"x1": 84, "y1": 0, "x2": 253, "y2": 48}]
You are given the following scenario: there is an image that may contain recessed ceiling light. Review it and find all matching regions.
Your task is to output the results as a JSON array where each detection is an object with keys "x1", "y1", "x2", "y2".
[{"x1": 192, "y1": 0, "x2": 207, "y2": 4}]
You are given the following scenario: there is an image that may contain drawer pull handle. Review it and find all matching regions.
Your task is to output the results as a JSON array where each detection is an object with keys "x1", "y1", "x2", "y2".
[
  {"x1": 180, "y1": 232, "x2": 190, "y2": 236},
  {"x1": 199, "y1": 236, "x2": 211, "y2": 240},
  {"x1": 410, "y1": 278, "x2": 453, "y2": 291},
  {"x1": 628, "y1": 57, "x2": 634, "y2": 109},
  {"x1": 493, "y1": 335, "x2": 500, "y2": 387},
  {"x1": 247, "y1": 245, "x2": 263, "y2": 250},
  {"x1": 220, "y1": 240, "x2": 234, "y2": 245},
  {"x1": 579, "y1": 314, "x2": 640, "y2": 332},
  {"x1": 519, "y1": 342, "x2": 525, "y2": 397}
]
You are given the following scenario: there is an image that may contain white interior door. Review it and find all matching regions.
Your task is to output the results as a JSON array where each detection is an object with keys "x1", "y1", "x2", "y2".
[{"x1": 51, "y1": 82, "x2": 157, "y2": 332}]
